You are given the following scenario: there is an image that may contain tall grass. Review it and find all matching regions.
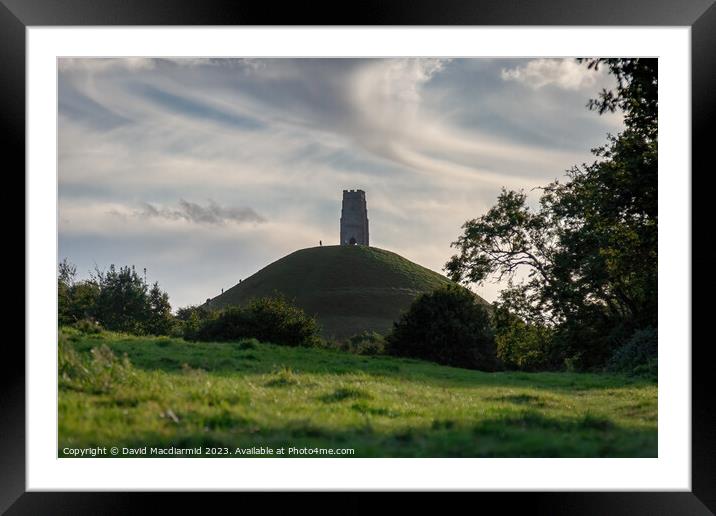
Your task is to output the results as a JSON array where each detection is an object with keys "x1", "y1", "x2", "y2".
[{"x1": 58, "y1": 328, "x2": 657, "y2": 458}]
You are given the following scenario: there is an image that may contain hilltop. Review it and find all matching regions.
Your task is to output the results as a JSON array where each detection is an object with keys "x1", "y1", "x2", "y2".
[{"x1": 206, "y1": 245, "x2": 487, "y2": 339}]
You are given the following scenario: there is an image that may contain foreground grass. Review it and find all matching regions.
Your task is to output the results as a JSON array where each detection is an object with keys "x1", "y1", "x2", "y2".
[{"x1": 58, "y1": 328, "x2": 657, "y2": 457}]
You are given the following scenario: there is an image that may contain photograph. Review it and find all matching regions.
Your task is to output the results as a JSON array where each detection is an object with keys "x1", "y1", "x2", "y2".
[{"x1": 56, "y1": 56, "x2": 657, "y2": 458}]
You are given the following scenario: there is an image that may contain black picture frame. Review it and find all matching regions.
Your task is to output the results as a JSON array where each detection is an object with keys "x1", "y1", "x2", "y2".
[{"x1": 5, "y1": 0, "x2": 713, "y2": 513}]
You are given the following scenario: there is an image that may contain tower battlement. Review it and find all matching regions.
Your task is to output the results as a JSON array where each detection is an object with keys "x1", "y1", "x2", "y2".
[{"x1": 340, "y1": 189, "x2": 369, "y2": 246}]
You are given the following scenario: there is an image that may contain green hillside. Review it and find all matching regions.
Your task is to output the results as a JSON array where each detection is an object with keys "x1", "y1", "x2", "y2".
[
  {"x1": 206, "y1": 245, "x2": 485, "y2": 339},
  {"x1": 58, "y1": 329, "x2": 658, "y2": 458}
]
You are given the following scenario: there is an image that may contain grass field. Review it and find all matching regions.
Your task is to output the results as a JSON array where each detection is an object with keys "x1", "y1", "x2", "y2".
[
  {"x1": 58, "y1": 328, "x2": 657, "y2": 458},
  {"x1": 206, "y1": 245, "x2": 485, "y2": 339}
]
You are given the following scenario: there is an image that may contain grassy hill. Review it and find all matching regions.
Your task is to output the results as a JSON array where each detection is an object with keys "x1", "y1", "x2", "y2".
[
  {"x1": 206, "y1": 245, "x2": 484, "y2": 339},
  {"x1": 58, "y1": 328, "x2": 657, "y2": 458}
]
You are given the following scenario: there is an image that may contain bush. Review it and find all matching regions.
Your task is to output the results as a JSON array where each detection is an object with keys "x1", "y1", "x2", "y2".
[
  {"x1": 186, "y1": 297, "x2": 320, "y2": 347},
  {"x1": 73, "y1": 318, "x2": 102, "y2": 335},
  {"x1": 343, "y1": 331, "x2": 386, "y2": 355},
  {"x1": 386, "y1": 285, "x2": 496, "y2": 370},
  {"x1": 176, "y1": 305, "x2": 211, "y2": 322},
  {"x1": 545, "y1": 306, "x2": 618, "y2": 371},
  {"x1": 167, "y1": 323, "x2": 185, "y2": 339},
  {"x1": 59, "y1": 334, "x2": 136, "y2": 394},
  {"x1": 493, "y1": 306, "x2": 557, "y2": 371},
  {"x1": 607, "y1": 326, "x2": 657, "y2": 377},
  {"x1": 176, "y1": 305, "x2": 212, "y2": 341}
]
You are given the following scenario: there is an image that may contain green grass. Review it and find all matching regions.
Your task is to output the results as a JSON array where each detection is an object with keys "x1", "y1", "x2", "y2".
[
  {"x1": 205, "y1": 245, "x2": 484, "y2": 339},
  {"x1": 58, "y1": 328, "x2": 657, "y2": 458}
]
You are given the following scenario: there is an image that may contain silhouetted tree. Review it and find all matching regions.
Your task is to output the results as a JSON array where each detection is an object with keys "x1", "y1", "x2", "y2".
[{"x1": 446, "y1": 58, "x2": 657, "y2": 370}]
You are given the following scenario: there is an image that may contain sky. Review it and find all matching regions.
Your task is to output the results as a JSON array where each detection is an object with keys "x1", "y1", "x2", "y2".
[{"x1": 58, "y1": 57, "x2": 623, "y2": 309}]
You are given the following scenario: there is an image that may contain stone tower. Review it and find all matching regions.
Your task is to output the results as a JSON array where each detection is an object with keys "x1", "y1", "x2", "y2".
[{"x1": 340, "y1": 189, "x2": 369, "y2": 246}]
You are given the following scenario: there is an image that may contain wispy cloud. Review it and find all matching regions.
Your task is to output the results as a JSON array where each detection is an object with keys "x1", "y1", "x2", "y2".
[
  {"x1": 58, "y1": 57, "x2": 623, "y2": 308},
  {"x1": 500, "y1": 58, "x2": 607, "y2": 91},
  {"x1": 131, "y1": 84, "x2": 264, "y2": 131},
  {"x1": 58, "y1": 57, "x2": 156, "y2": 73},
  {"x1": 137, "y1": 199, "x2": 265, "y2": 225}
]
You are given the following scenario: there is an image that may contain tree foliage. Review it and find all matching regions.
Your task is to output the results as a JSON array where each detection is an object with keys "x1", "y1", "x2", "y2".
[
  {"x1": 606, "y1": 326, "x2": 657, "y2": 378},
  {"x1": 493, "y1": 305, "x2": 557, "y2": 371},
  {"x1": 446, "y1": 58, "x2": 657, "y2": 370},
  {"x1": 185, "y1": 296, "x2": 320, "y2": 347},
  {"x1": 386, "y1": 285, "x2": 496, "y2": 371},
  {"x1": 58, "y1": 260, "x2": 175, "y2": 336},
  {"x1": 58, "y1": 259, "x2": 100, "y2": 326},
  {"x1": 93, "y1": 265, "x2": 150, "y2": 334},
  {"x1": 145, "y1": 282, "x2": 175, "y2": 336}
]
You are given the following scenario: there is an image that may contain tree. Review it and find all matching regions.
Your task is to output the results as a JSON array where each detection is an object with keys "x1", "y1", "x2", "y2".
[
  {"x1": 58, "y1": 259, "x2": 100, "y2": 325},
  {"x1": 58, "y1": 258, "x2": 76, "y2": 286},
  {"x1": 492, "y1": 305, "x2": 556, "y2": 371},
  {"x1": 58, "y1": 259, "x2": 176, "y2": 336},
  {"x1": 92, "y1": 265, "x2": 150, "y2": 334},
  {"x1": 445, "y1": 188, "x2": 558, "y2": 326},
  {"x1": 58, "y1": 259, "x2": 77, "y2": 325},
  {"x1": 548, "y1": 58, "x2": 657, "y2": 331},
  {"x1": 446, "y1": 58, "x2": 657, "y2": 370},
  {"x1": 176, "y1": 305, "x2": 210, "y2": 322},
  {"x1": 386, "y1": 285, "x2": 496, "y2": 370},
  {"x1": 68, "y1": 281, "x2": 101, "y2": 322},
  {"x1": 146, "y1": 281, "x2": 174, "y2": 335}
]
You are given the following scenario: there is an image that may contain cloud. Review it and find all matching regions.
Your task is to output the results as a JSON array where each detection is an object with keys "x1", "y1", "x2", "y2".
[
  {"x1": 58, "y1": 75, "x2": 133, "y2": 131},
  {"x1": 58, "y1": 57, "x2": 623, "y2": 308},
  {"x1": 58, "y1": 57, "x2": 156, "y2": 73},
  {"x1": 500, "y1": 58, "x2": 605, "y2": 90},
  {"x1": 137, "y1": 199, "x2": 266, "y2": 225},
  {"x1": 131, "y1": 84, "x2": 264, "y2": 130}
]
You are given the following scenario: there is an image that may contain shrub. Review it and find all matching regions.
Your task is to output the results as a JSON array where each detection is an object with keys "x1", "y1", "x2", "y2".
[
  {"x1": 168, "y1": 322, "x2": 185, "y2": 339},
  {"x1": 177, "y1": 305, "x2": 213, "y2": 341},
  {"x1": 233, "y1": 338, "x2": 259, "y2": 350},
  {"x1": 73, "y1": 318, "x2": 102, "y2": 335},
  {"x1": 176, "y1": 305, "x2": 211, "y2": 322},
  {"x1": 386, "y1": 285, "x2": 497, "y2": 370},
  {"x1": 187, "y1": 297, "x2": 320, "y2": 347},
  {"x1": 493, "y1": 306, "x2": 557, "y2": 371},
  {"x1": 314, "y1": 338, "x2": 340, "y2": 351},
  {"x1": 59, "y1": 334, "x2": 136, "y2": 394},
  {"x1": 607, "y1": 326, "x2": 657, "y2": 377},
  {"x1": 551, "y1": 306, "x2": 636, "y2": 371},
  {"x1": 341, "y1": 331, "x2": 385, "y2": 355}
]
